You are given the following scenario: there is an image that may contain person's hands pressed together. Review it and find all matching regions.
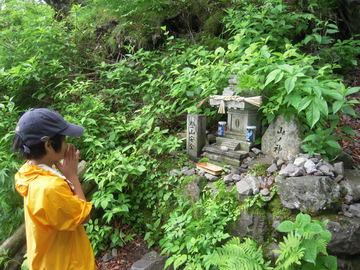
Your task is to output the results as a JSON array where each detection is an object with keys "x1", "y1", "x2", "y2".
[
  {"x1": 55, "y1": 144, "x2": 87, "y2": 203},
  {"x1": 55, "y1": 144, "x2": 80, "y2": 182}
]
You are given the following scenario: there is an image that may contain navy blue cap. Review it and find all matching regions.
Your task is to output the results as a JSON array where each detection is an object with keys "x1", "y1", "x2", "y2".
[{"x1": 15, "y1": 108, "x2": 84, "y2": 146}]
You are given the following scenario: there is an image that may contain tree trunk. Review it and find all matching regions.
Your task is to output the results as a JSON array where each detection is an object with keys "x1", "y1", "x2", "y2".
[{"x1": 43, "y1": 0, "x2": 83, "y2": 20}]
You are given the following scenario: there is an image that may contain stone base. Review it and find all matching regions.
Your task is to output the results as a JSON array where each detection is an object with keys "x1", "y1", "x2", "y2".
[
  {"x1": 202, "y1": 144, "x2": 249, "y2": 166},
  {"x1": 216, "y1": 136, "x2": 253, "y2": 152}
]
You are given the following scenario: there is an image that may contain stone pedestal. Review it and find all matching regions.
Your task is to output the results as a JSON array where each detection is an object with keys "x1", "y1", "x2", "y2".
[{"x1": 186, "y1": 114, "x2": 206, "y2": 160}]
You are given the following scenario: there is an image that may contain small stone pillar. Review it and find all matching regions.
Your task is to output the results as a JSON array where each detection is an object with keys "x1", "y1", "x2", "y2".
[{"x1": 187, "y1": 114, "x2": 206, "y2": 160}]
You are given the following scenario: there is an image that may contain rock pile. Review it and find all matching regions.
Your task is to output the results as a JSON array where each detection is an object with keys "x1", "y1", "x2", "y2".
[{"x1": 275, "y1": 154, "x2": 345, "y2": 181}]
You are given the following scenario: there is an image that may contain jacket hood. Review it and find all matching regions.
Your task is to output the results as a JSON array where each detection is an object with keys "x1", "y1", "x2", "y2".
[{"x1": 15, "y1": 163, "x2": 51, "y2": 197}]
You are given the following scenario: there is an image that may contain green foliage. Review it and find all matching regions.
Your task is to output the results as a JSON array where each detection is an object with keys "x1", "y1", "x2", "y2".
[
  {"x1": 160, "y1": 183, "x2": 240, "y2": 270},
  {"x1": 204, "y1": 213, "x2": 336, "y2": 270},
  {"x1": 274, "y1": 213, "x2": 337, "y2": 270},
  {"x1": 0, "y1": 97, "x2": 23, "y2": 243},
  {"x1": 204, "y1": 237, "x2": 272, "y2": 270}
]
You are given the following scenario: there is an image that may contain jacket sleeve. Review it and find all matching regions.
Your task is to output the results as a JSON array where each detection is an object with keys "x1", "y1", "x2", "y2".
[{"x1": 27, "y1": 179, "x2": 92, "y2": 231}]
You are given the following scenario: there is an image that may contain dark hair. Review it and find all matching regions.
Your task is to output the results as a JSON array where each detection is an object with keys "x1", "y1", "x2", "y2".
[{"x1": 12, "y1": 134, "x2": 65, "y2": 160}]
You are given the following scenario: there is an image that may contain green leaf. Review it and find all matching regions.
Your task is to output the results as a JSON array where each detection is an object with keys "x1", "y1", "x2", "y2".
[
  {"x1": 345, "y1": 87, "x2": 360, "y2": 96},
  {"x1": 285, "y1": 76, "x2": 297, "y2": 93},
  {"x1": 325, "y1": 140, "x2": 341, "y2": 150},
  {"x1": 341, "y1": 126, "x2": 356, "y2": 136},
  {"x1": 321, "y1": 89, "x2": 344, "y2": 100},
  {"x1": 277, "y1": 221, "x2": 295, "y2": 232},
  {"x1": 306, "y1": 102, "x2": 321, "y2": 128},
  {"x1": 296, "y1": 213, "x2": 311, "y2": 225},
  {"x1": 342, "y1": 105, "x2": 357, "y2": 117},
  {"x1": 174, "y1": 255, "x2": 187, "y2": 269},
  {"x1": 319, "y1": 255, "x2": 337, "y2": 270},
  {"x1": 332, "y1": 101, "x2": 344, "y2": 113},
  {"x1": 304, "y1": 223, "x2": 323, "y2": 234},
  {"x1": 314, "y1": 97, "x2": 328, "y2": 116},
  {"x1": 298, "y1": 97, "x2": 312, "y2": 112},
  {"x1": 302, "y1": 239, "x2": 317, "y2": 264},
  {"x1": 265, "y1": 69, "x2": 282, "y2": 86}
]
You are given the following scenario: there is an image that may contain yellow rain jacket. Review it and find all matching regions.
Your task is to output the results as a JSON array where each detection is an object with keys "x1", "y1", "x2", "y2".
[{"x1": 15, "y1": 162, "x2": 97, "y2": 270}]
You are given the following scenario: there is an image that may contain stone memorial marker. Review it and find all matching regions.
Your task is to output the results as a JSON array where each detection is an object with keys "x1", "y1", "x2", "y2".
[
  {"x1": 261, "y1": 114, "x2": 302, "y2": 160},
  {"x1": 187, "y1": 114, "x2": 206, "y2": 160}
]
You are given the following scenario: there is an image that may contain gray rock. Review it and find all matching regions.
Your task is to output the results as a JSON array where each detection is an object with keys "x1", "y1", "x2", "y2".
[
  {"x1": 102, "y1": 253, "x2": 113, "y2": 263},
  {"x1": 266, "y1": 242, "x2": 280, "y2": 262},
  {"x1": 198, "y1": 170, "x2": 206, "y2": 176},
  {"x1": 339, "y1": 170, "x2": 360, "y2": 202},
  {"x1": 251, "y1": 148, "x2": 262, "y2": 155},
  {"x1": 112, "y1": 248, "x2": 118, "y2": 258},
  {"x1": 326, "y1": 216, "x2": 360, "y2": 256},
  {"x1": 261, "y1": 114, "x2": 302, "y2": 160},
  {"x1": 310, "y1": 157, "x2": 319, "y2": 163},
  {"x1": 229, "y1": 211, "x2": 268, "y2": 243},
  {"x1": 169, "y1": 169, "x2": 181, "y2": 176},
  {"x1": 343, "y1": 212, "x2": 353, "y2": 218},
  {"x1": 260, "y1": 188, "x2": 270, "y2": 196},
  {"x1": 205, "y1": 173, "x2": 219, "y2": 182},
  {"x1": 236, "y1": 181, "x2": 252, "y2": 196},
  {"x1": 276, "y1": 159, "x2": 285, "y2": 167},
  {"x1": 266, "y1": 163, "x2": 278, "y2": 174},
  {"x1": 277, "y1": 176, "x2": 341, "y2": 214},
  {"x1": 335, "y1": 175, "x2": 344, "y2": 182},
  {"x1": 304, "y1": 159, "x2": 317, "y2": 174},
  {"x1": 236, "y1": 174, "x2": 261, "y2": 196},
  {"x1": 232, "y1": 174, "x2": 242, "y2": 182},
  {"x1": 294, "y1": 157, "x2": 307, "y2": 167},
  {"x1": 248, "y1": 152, "x2": 256, "y2": 158},
  {"x1": 183, "y1": 168, "x2": 196, "y2": 176},
  {"x1": 348, "y1": 204, "x2": 360, "y2": 218},
  {"x1": 318, "y1": 165, "x2": 335, "y2": 177},
  {"x1": 230, "y1": 166, "x2": 247, "y2": 174},
  {"x1": 131, "y1": 251, "x2": 167, "y2": 270},
  {"x1": 224, "y1": 174, "x2": 233, "y2": 185},
  {"x1": 289, "y1": 167, "x2": 305, "y2": 177},
  {"x1": 323, "y1": 161, "x2": 335, "y2": 171},
  {"x1": 183, "y1": 177, "x2": 205, "y2": 202},
  {"x1": 334, "y1": 162, "x2": 344, "y2": 176},
  {"x1": 279, "y1": 164, "x2": 302, "y2": 177}
]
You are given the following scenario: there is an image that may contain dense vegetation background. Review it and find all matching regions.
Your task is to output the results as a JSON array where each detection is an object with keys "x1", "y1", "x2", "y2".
[{"x1": 0, "y1": 0, "x2": 359, "y2": 269}]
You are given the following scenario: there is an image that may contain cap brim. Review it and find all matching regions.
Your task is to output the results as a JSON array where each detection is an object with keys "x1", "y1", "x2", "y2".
[{"x1": 60, "y1": 123, "x2": 84, "y2": 137}]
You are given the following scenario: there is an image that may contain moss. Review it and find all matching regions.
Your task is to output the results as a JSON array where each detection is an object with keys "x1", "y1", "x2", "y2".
[
  {"x1": 267, "y1": 196, "x2": 293, "y2": 222},
  {"x1": 248, "y1": 163, "x2": 271, "y2": 176},
  {"x1": 202, "y1": 11, "x2": 225, "y2": 36}
]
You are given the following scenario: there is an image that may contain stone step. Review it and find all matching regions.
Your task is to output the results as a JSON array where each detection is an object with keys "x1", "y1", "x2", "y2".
[
  {"x1": 216, "y1": 136, "x2": 252, "y2": 152},
  {"x1": 216, "y1": 137, "x2": 241, "y2": 151},
  {"x1": 203, "y1": 145, "x2": 248, "y2": 160},
  {"x1": 203, "y1": 152, "x2": 242, "y2": 167}
]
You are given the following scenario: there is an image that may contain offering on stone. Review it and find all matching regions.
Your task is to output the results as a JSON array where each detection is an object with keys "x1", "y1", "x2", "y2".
[{"x1": 196, "y1": 162, "x2": 223, "y2": 175}]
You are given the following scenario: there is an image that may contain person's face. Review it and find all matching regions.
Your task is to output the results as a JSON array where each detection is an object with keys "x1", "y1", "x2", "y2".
[{"x1": 45, "y1": 137, "x2": 67, "y2": 163}]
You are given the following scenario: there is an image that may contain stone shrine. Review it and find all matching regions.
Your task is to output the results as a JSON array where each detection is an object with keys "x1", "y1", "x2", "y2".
[{"x1": 202, "y1": 75, "x2": 262, "y2": 166}]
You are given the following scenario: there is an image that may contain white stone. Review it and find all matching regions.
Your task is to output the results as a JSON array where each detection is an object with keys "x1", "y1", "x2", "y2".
[
  {"x1": 294, "y1": 157, "x2": 307, "y2": 167},
  {"x1": 304, "y1": 159, "x2": 317, "y2": 174}
]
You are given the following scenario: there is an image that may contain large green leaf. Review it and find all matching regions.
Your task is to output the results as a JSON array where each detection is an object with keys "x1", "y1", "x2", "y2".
[
  {"x1": 276, "y1": 221, "x2": 295, "y2": 232},
  {"x1": 265, "y1": 69, "x2": 282, "y2": 86},
  {"x1": 314, "y1": 97, "x2": 328, "y2": 116},
  {"x1": 285, "y1": 76, "x2": 297, "y2": 93},
  {"x1": 306, "y1": 101, "x2": 320, "y2": 128},
  {"x1": 302, "y1": 239, "x2": 317, "y2": 264}
]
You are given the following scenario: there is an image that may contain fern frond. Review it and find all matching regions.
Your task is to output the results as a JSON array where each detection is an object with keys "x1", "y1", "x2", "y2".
[
  {"x1": 275, "y1": 232, "x2": 304, "y2": 270},
  {"x1": 204, "y1": 237, "x2": 272, "y2": 270}
]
